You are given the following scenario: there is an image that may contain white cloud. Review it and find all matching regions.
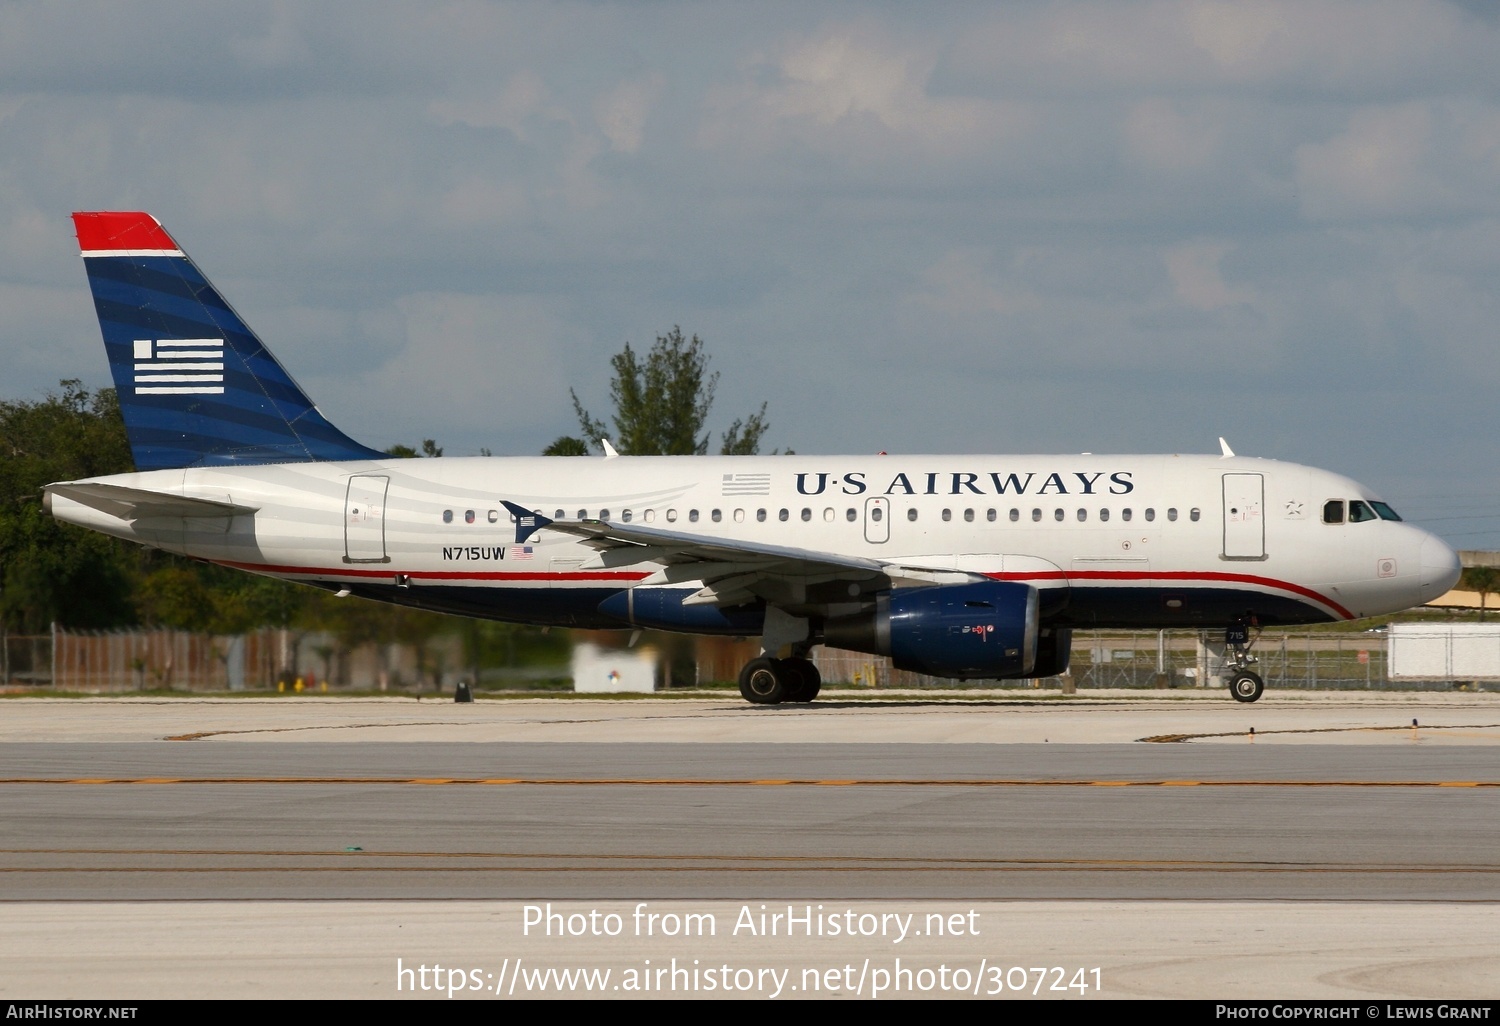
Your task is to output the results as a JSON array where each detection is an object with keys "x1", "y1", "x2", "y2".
[
  {"x1": 700, "y1": 27, "x2": 1028, "y2": 162},
  {"x1": 428, "y1": 70, "x2": 573, "y2": 138},
  {"x1": 950, "y1": 0, "x2": 1494, "y2": 95},
  {"x1": 1295, "y1": 101, "x2": 1500, "y2": 221},
  {"x1": 354, "y1": 292, "x2": 579, "y2": 443},
  {"x1": 594, "y1": 73, "x2": 664, "y2": 154},
  {"x1": 911, "y1": 248, "x2": 1030, "y2": 320},
  {"x1": 1164, "y1": 240, "x2": 1254, "y2": 310},
  {"x1": 1122, "y1": 98, "x2": 1223, "y2": 172}
]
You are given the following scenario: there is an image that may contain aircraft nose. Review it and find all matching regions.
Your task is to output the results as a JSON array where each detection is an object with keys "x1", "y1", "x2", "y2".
[{"x1": 1418, "y1": 534, "x2": 1462, "y2": 604}]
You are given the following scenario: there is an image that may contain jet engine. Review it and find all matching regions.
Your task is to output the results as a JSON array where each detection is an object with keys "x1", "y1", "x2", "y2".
[{"x1": 822, "y1": 581, "x2": 1039, "y2": 679}]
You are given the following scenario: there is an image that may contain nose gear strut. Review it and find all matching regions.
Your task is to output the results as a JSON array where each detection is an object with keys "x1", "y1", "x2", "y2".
[{"x1": 1225, "y1": 616, "x2": 1264, "y2": 703}]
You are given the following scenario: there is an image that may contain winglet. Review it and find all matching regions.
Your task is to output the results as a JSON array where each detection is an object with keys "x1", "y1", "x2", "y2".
[
  {"x1": 1218, "y1": 437, "x2": 1235, "y2": 458},
  {"x1": 600, "y1": 438, "x2": 620, "y2": 459},
  {"x1": 501, "y1": 500, "x2": 553, "y2": 543}
]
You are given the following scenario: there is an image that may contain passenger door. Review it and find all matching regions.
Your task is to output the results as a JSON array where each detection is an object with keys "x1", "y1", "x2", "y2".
[
  {"x1": 344, "y1": 475, "x2": 389, "y2": 563},
  {"x1": 1222, "y1": 473, "x2": 1265, "y2": 559}
]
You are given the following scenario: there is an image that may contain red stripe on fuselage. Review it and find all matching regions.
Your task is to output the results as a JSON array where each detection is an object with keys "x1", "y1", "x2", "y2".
[
  {"x1": 216, "y1": 559, "x2": 651, "y2": 583},
  {"x1": 214, "y1": 560, "x2": 1352, "y2": 619},
  {"x1": 983, "y1": 569, "x2": 1354, "y2": 620}
]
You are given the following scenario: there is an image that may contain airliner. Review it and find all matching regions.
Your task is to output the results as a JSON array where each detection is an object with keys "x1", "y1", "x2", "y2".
[{"x1": 44, "y1": 211, "x2": 1463, "y2": 704}]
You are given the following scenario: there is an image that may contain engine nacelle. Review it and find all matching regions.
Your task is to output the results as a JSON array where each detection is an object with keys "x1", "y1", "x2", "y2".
[{"x1": 823, "y1": 581, "x2": 1039, "y2": 679}]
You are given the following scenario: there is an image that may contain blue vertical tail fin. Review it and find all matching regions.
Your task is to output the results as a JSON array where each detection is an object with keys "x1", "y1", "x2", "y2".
[{"x1": 72, "y1": 211, "x2": 385, "y2": 471}]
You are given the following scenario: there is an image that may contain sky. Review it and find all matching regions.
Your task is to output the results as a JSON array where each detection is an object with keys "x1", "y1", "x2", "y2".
[{"x1": 2, "y1": 1, "x2": 1498, "y2": 549}]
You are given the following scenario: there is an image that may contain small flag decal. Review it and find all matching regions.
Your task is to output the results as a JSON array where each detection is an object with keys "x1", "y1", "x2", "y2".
[
  {"x1": 721, "y1": 472, "x2": 771, "y2": 496},
  {"x1": 133, "y1": 338, "x2": 225, "y2": 395}
]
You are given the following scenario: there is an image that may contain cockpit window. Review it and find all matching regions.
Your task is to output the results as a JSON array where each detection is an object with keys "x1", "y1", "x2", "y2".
[
  {"x1": 1370, "y1": 501, "x2": 1403, "y2": 522},
  {"x1": 1322, "y1": 500, "x2": 1344, "y2": 525},
  {"x1": 1348, "y1": 500, "x2": 1377, "y2": 523}
]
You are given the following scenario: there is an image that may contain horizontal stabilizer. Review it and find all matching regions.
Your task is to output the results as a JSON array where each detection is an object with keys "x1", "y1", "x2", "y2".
[{"x1": 44, "y1": 482, "x2": 258, "y2": 521}]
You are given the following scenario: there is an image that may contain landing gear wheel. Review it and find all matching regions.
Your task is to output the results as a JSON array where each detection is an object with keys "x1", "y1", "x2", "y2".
[
  {"x1": 778, "y1": 658, "x2": 822, "y2": 703},
  {"x1": 739, "y1": 657, "x2": 786, "y2": 705},
  {"x1": 1229, "y1": 671, "x2": 1264, "y2": 704}
]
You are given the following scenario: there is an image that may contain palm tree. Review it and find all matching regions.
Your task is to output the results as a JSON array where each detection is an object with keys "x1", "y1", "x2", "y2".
[{"x1": 1461, "y1": 566, "x2": 1500, "y2": 621}]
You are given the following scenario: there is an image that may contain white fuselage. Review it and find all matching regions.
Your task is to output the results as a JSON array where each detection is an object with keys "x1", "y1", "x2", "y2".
[{"x1": 48, "y1": 453, "x2": 1461, "y2": 631}]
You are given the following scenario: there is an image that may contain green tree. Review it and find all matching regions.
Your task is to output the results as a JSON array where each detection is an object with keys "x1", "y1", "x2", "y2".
[
  {"x1": 542, "y1": 436, "x2": 590, "y2": 456},
  {"x1": 1461, "y1": 566, "x2": 1500, "y2": 621},
  {"x1": 570, "y1": 327, "x2": 772, "y2": 456},
  {"x1": 385, "y1": 439, "x2": 443, "y2": 458},
  {"x1": 0, "y1": 381, "x2": 138, "y2": 632}
]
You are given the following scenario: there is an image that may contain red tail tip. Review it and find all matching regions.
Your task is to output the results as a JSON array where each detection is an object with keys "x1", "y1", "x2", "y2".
[{"x1": 72, "y1": 211, "x2": 179, "y2": 254}]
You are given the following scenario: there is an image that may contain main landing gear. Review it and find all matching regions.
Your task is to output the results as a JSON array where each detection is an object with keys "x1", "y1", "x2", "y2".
[
  {"x1": 1225, "y1": 617, "x2": 1264, "y2": 703},
  {"x1": 738, "y1": 656, "x2": 822, "y2": 705}
]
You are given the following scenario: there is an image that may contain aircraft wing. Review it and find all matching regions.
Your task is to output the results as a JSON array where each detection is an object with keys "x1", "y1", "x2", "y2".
[
  {"x1": 501, "y1": 501, "x2": 982, "y2": 608},
  {"x1": 44, "y1": 482, "x2": 259, "y2": 521}
]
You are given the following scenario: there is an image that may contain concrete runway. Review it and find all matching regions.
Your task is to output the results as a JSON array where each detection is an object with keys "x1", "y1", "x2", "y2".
[{"x1": 2, "y1": 691, "x2": 1499, "y2": 999}]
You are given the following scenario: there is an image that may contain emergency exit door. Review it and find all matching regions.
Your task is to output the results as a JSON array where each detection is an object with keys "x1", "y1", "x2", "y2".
[
  {"x1": 1222, "y1": 473, "x2": 1264, "y2": 559},
  {"x1": 345, "y1": 475, "x2": 390, "y2": 563}
]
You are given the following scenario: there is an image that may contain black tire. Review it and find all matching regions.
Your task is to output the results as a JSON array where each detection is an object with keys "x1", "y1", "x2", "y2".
[
  {"x1": 782, "y1": 658, "x2": 821, "y2": 702},
  {"x1": 739, "y1": 657, "x2": 785, "y2": 704},
  {"x1": 1229, "y1": 671, "x2": 1264, "y2": 703}
]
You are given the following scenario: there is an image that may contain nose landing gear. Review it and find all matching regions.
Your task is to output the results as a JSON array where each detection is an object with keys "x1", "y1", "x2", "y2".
[{"x1": 1225, "y1": 617, "x2": 1264, "y2": 703}]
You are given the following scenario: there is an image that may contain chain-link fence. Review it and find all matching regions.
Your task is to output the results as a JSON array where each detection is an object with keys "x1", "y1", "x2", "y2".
[{"x1": 816, "y1": 629, "x2": 1485, "y2": 692}]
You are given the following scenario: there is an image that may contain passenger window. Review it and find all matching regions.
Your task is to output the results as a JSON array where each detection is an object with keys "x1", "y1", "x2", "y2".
[
  {"x1": 711, "y1": 509, "x2": 722, "y2": 522},
  {"x1": 964, "y1": 509, "x2": 975, "y2": 522},
  {"x1": 779, "y1": 509, "x2": 789, "y2": 522},
  {"x1": 645, "y1": 509, "x2": 656, "y2": 523},
  {"x1": 1076, "y1": 509, "x2": 1086, "y2": 522},
  {"x1": 443, "y1": 509, "x2": 453, "y2": 524},
  {"x1": 1009, "y1": 508, "x2": 1020, "y2": 522},
  {"x1": 872, "y1": 507, "x2": 883, "y2": 522},
  {"x1": 688, "y1": 510, "x2": 699, "y2": 523},
  {"x1": 1145, "y1": 509, "x2": 1155, "y2": 522},
  {"x1": 846, "y1": 508, "x2": 857, "y2": 522},
  {"x1": 1189, "y1": 508, "x2": 1200, "y2": 522},
  {"x1": 488, "y1": 510, "x2": 498, "y2": 524},
  {"x1": 1167, "y1": 508, "x2": 1178, "y2": 522},
  {"x1": 987, "y1": 509, "x2": 997, "y2": 522},
  {"x1": 1099, "y1": 508, "x2": 1109, "y2": 522},
  {"x1": 577, "y1": 509, "x2": 587, "y2": 520},
  {"x1": 464, "y1": 510, "x2": 475, "y2": 524},
  {"x1": 1349, "y1": 500, "x2": 1377, "y2": 523},
  {"x1": 1322, "y1": 500, "x2": 1344, "y2": 525},
  {"x1": 942, "y1": 509, "x2": 952, "y2": 522},
  {"x1": 824, "y1": 508, "x2": 835, "y2": 522},
  {"x1": 801, "y1": 508, "x2": 812, "y2": 522},
  {"x1": 1054, "y1": 508, "x2": 1064, "y2": 522},
  {"x1": 599, "y1": 509, "x2": 610, "y2": 520},
  {"x1": 756, "y1": 508, "x2": 767, "y2": 522},
  {"x1": 907, "y1": 508, "x2": 919, "y2": 522},
  {"x1": 1122, "y1": 508, "x2": 1132, "y2": 522},
  {"x1": 554, "y1": 509, "x2": 565, "y2": 520},
  {"x1": 734, "y1": 509, "x2": 745, "y2": 523},
  {"x1": 666, "y1": 509, "x2": 678, "y2": 523},
  {"x1": 1032, "y1": 508, "x2": 1042, "y2": 522},
  {"x1": 622, "y1": 509, "x2": 633, "y2": 523}
]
